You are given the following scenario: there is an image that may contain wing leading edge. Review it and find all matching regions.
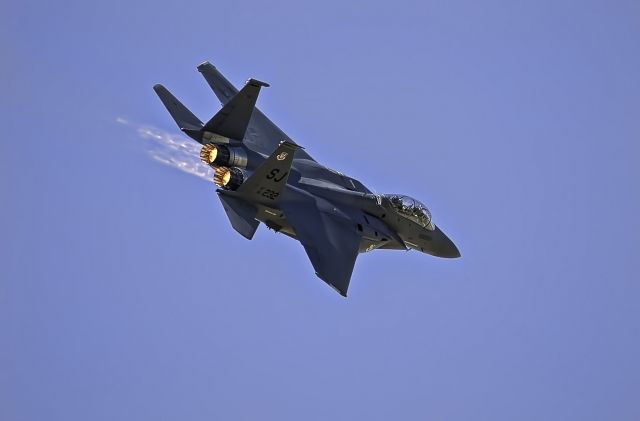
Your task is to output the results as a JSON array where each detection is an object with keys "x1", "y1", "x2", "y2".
[{"x1": 281, "y1": 199, "x2": 361, "y2": 297}]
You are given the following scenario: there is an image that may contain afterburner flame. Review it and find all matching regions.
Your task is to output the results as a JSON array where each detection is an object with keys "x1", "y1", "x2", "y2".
[
  {"x1": 200, "y1": 144, "x2": 218, "y2": 165},
  {"x1": 222, "y1": 169, "x2": 231, "y2": 186},
  {"x1": 213, "y1": 166, "x2": 229, "y2": 187}
]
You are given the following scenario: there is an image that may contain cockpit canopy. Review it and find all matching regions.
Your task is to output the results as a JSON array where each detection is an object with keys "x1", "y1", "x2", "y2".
[{"x1": 384, "y1": 194, "x2": 434, "y2": 230}]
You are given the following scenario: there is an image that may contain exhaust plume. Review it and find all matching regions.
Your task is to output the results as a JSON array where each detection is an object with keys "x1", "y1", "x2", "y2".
[{"x1": 118, "y1": 117, "x2": 212, "y2": 182}]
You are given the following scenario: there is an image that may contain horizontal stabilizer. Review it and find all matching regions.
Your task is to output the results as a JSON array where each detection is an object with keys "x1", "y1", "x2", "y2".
[
  {"x1": 202, "y1": 79, "x2": 269, "y2": 141},
  {"x1": 218, "y1": 194, "x2": 260, "y2": 240},
  {"x1": 153, "y1": 84, "x2": 203, "y2": 136}
]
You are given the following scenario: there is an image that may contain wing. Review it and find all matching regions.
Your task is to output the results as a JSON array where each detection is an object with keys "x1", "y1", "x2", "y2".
[
  {"x1": 281, "y1": 199, "x2": 362, "y2": 297},
  {"x1": 197, "y1": 61, "x2": 315, "y2": 160}
]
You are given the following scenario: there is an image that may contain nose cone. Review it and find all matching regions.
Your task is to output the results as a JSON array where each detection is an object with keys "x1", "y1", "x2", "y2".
[{"x1": 431, "y1": 226, "x2": 461, "y2": 258}]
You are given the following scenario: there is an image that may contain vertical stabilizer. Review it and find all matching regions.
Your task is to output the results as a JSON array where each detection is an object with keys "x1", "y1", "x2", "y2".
[
  {"x1": 197, "y1": 61, "x2": 238, "y2": 104},
  {"x1": 152, "y1": 84, "x2": 203, "y2": 141},
  {"x1": 202, "y1": 78, "x2": 269, "y2": 141}
]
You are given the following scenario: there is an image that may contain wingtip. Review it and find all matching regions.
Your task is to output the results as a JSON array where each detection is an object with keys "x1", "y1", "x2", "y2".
[
  {"x1": 324, "y1": 278, "x2": 348, "y2": 297},
  {"x1": 153, "y1": 83, "x2": 165, "y2": 92}
]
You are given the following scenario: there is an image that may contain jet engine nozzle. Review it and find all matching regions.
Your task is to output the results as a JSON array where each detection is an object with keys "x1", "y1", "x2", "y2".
[
  {"x1": 200, "y1": 143, "x2": 218, "y2": 165},
  {"x1": 213, "y1": 166, "x2": 244, "y2": 190},
  {"x1": 200, "y1": 144, "x2": 248, "y2": 168}
]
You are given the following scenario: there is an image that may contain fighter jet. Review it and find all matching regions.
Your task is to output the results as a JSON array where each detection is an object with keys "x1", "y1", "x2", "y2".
[{"x1": 153, "y1": 61, "x2": 460, "y2": 296}]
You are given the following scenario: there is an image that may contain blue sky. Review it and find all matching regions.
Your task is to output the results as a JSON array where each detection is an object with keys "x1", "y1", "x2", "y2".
[{"x1": 2, "y1": 0, "x2": 639, "y2": 419}]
